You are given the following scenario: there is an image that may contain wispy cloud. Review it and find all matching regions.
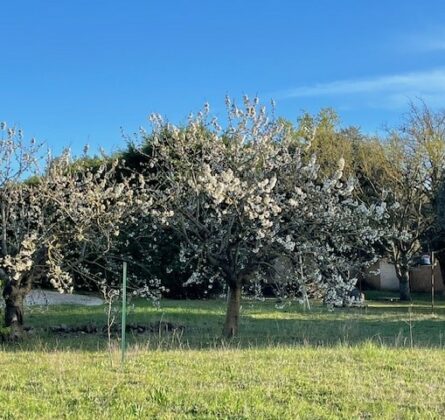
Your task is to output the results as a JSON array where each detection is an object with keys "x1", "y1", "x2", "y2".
[
  {"x1": 280, "y1": 69, "x2": 445, "y2": 98},
  {"x1": 400, "y1": 27, "x2": 445, "y2": 53},
  {"x1": 277, "y1": 69, "x2": 445, "y2": 109}
]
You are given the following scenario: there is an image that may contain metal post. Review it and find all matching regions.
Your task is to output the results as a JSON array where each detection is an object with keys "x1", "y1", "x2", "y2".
[
  {"x1": 299, "y1": 254, "x2": 310, "y2": 310},
  {"x1": 121, "y1": 262, "x2": 127, "y2": 365},
  {"x1": 431, "y1": 252, "x2": 435, "y2": 315}
]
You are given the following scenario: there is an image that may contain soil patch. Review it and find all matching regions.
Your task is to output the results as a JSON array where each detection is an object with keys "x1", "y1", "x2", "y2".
[{"x1": 49, "y1": 321, "x2": 185, "y2": 335}]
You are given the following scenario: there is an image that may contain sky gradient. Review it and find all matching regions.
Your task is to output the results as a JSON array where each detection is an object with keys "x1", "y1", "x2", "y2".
[{"x1": 2, "y1": 0, "x2": 445, "y2": 155}]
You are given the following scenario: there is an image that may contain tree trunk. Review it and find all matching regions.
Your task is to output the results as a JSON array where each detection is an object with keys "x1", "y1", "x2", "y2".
[
  {"x1": 223, "y1": 282, "x2": 241, "y2": 338},
  {"x1": 396, "y1": 266, "x2": 411, "y2": 301},
  {"x1": 3, "y1": 280, "x2": 26, "y2": 338}
]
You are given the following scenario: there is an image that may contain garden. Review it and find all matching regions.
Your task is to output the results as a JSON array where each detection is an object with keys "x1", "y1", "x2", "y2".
[{"x1": 1, "y1": 99, "x2": 445, "y2": 418}]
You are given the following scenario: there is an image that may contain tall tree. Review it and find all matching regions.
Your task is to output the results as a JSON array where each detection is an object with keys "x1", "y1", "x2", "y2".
[
  {"x1": 138, "y1": 98, "x2": 385, "y2": 337},
  {"x1": 358, "y1": 104, "x2": 445, "y2": 300}
]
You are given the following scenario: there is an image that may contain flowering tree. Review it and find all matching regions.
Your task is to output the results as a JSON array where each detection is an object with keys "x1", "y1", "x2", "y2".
[
  {"x1": 366, "y1": 138, "x2": 434, "y2": 300},
  {"x1": 356, "y1": 104, "x2": 445, "y2": 300},
  {"x1": 290, "y1": 104, "x2": 445, "y2": 301},
  {"x1": 139, "y1": 98, "x2": 384, "y2": 337},
  {"x1": 0, "y1": 124, "x2": 136, "y2": 334},
  {"x1": 0, "y1": 122, "x2": 41, "y2": 257}
]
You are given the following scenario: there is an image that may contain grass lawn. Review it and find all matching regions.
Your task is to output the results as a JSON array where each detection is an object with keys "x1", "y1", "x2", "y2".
[{"x1": 1, "y1": 291, "x2": 445, "y2": 418}]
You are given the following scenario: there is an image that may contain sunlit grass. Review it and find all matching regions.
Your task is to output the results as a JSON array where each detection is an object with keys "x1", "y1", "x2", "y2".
[
  {"x1": 18, "y1": 291, "x2": 445, "y2": 350},
  {"x1": 0, "y1": 292, "x2": 444, "y2": 418},
  {"x1": 1, "y1": 344, "x2": 444, "y2": 418}
]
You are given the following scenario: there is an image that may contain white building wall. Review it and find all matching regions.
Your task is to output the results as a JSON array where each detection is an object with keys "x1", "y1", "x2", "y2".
[{"x1": 379, "y1": 260, "x2": 399, "y2": 291}]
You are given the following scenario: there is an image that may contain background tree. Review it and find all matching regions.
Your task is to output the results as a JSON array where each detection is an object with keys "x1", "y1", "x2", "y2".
[
  {"x1": 292, "y1": 105, "x2": 445, "y2": 301},
  {"x1": 356, "y1": 103, "x2": 445, "y2": 300}
]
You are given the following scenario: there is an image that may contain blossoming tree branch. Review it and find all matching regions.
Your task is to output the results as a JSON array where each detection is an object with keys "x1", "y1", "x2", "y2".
[{"x1": 138, "y1": 97, "x2": 387, "y2": 337}]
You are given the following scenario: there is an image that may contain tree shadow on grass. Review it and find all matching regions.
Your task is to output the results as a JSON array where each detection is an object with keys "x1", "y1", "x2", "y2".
[{"x1": 2, "y1": 297, "x2": 444, "y2": 352}]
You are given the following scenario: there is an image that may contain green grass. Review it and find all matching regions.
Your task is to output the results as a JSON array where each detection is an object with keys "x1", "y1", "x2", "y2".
[{"x1": 1, "y1": 292, "x2": 445, "y2": 418}]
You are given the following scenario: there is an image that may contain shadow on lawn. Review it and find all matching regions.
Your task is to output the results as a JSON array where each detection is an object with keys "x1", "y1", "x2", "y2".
[{"x1": 2, "y1": 297, "x2": 445, "y2": 352}]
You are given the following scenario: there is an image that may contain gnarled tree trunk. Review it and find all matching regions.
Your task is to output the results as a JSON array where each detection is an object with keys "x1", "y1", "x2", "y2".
[
  {"x1": 223, "y1": 282, "x2": 241, "y2": 338},
  {"x1": 3, "y1": 279, "x2": 26, "y2": 337},
  {"x1": 1, "y1": 248, "x2": 46, "y2": 337}
]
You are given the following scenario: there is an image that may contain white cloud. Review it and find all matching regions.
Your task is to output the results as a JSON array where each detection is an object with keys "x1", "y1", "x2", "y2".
[
  {"x1": 280, "y1": 69, "x2": 445, "y2": 98},
  {"x1": 276, "y1": 69, "x2": 445, "y2": 109}
]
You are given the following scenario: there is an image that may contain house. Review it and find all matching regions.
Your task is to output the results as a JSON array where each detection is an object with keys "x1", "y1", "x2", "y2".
[{"x1": 364, "y1": 258, "x2": 445, "y2": 293}]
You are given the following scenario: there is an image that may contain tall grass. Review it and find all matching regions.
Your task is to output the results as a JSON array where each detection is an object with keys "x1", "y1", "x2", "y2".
[{"x1": 0, "y1": 292, "x2": 444, "y2": 418}]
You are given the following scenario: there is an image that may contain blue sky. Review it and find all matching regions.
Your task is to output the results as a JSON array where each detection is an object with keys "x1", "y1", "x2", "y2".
[{"x1": 2, "y1": 0, "x2": 445, "y2": 155}]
